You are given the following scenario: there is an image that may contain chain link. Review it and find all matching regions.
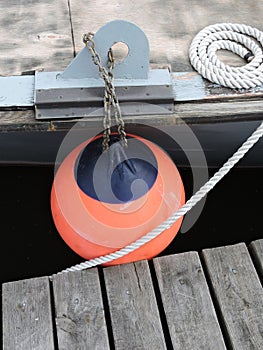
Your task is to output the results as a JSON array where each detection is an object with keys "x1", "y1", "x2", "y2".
[{"x1": 83, "y1": 33, "x2": 127, "y2": 151}]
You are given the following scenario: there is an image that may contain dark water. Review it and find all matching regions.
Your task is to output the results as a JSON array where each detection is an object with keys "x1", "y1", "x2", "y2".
[{"x1": 0, "y1": 165, "x2": 262, "y2": 284}]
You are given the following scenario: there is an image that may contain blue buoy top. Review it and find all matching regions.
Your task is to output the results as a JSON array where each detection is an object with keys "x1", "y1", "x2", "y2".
[{"x1": 75, "y1": 135, "x2": 158, "y2": 204}]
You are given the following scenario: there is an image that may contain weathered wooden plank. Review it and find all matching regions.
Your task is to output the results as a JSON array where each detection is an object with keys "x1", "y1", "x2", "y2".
[
  {"x1": 0, "y1": 110, "x2": 45, "y2": 127},
  {"x1": 0, "y1": 0, "x2": 73, "y2": 76},
  {"x1": 103, "y1": 260, "x2": 166, "y2": 349},
  {"x1": 173, "y1": 100, "x2": 263, "y2": 122},
  {"x1": 52, "y1": 269, "x2": 110, "y2": 350},
  {"x1": 69, "y1": 0, "x2": 263, "y2": 71},
  {"x1": 153, "y1": 252, "x2": 226, "y2": 350},
  {"x1": 172, "y1": 72, "x2": 263, "y2": 102},
  {"x1": 1, "y1": 97, "x2": 263, "y2": 130},
  {"x1": 202, "y1": 243, "x2": 263, "y2": 350},
  {"x1": 2, "y1": 276, "x2": 55, "y2": 350},
  {"x1": 249, "y1": 239, "x2": 263, "y2": 282}
]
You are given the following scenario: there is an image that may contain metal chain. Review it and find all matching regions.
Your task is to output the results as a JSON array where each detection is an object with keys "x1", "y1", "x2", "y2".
[{"x1": 83, "y1": 33, "x2": 127, "y2": 150}]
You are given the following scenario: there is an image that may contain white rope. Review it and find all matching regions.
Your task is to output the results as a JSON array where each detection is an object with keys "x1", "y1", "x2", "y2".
[
  {"x1": 57, "y1": 121, "x2": 263, "y2": 274},
  {"x1": 189, "y1": 23, "x2": 263, "y2": 89}
]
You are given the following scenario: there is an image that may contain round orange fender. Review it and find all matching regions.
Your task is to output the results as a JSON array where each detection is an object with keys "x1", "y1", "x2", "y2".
[{"x1": 51, "y1": 134, "x2": 185, "y2": 265}]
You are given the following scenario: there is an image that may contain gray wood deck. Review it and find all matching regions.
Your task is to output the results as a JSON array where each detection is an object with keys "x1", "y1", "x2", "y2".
[
  {"x1": 1, "y1": 0, "x2": 263, "y2": 75},
  {"x1": 2, "y1": 240, "x2": 263, "y2": 350}
]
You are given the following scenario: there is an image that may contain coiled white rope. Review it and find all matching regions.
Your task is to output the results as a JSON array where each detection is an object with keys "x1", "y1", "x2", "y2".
[
  {"x1": 189, "y1": 23, "x2": 263, "y2": 89},
  {"x1": 55, "y1": 23, "x2": 263, "y2": 275}
]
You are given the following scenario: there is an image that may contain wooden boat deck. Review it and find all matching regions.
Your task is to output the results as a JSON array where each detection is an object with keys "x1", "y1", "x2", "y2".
[
  {"x1": 2, "y1": 240, "x2": 263, "y2": 349},
  {"x1": 1, "y1": 1, "x2": 263, "y2": 75}
]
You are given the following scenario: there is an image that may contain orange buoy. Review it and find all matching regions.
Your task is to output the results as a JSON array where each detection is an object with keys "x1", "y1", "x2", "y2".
[{"x1": 51, "y1": 133, "x2": 185, "y2": 265}]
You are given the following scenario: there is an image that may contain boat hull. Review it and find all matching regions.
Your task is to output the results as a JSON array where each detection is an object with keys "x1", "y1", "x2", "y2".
[{"x1": 0, "y1": 119, "x2": 262, "y2": 168}]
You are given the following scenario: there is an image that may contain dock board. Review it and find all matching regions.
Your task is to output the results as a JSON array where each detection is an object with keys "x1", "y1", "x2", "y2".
[
  {"x1": 153, "y1": 252, "x2": 226, "y2": 349},
  {"x1": 249, "y1": 239, "x2": 263, "y2": 283},
  {"x1": 2, "y1": 240, "x2": 263, "y2": 349},
  {"x1": 52, "y1": 269, "x2": 109, "y2": 349},
  {"x1": 203, "y1": 243, "x2": 263, "y2": 349},
  {"x1": 2, "y1": 277, "x2": 54, "y2": 349}
]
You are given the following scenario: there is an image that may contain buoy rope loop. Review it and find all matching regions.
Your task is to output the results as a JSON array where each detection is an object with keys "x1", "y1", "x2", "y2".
[
  {"x1": 56, "y1": 120, "x2": 263, "y2": 275},
  {"x1": 189, "y1": 23, "x2": 263, "y2": 89}
]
